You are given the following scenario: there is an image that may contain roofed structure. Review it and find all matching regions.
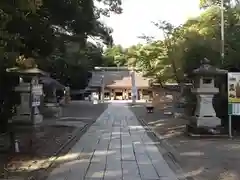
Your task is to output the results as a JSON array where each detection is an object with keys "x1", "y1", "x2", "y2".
[
  {"x1": 39, "y1": 77, "x2": 65, "y2": 90},
  {"x1": 88, "y1": 70, "x2": 150, "y2": 89}
]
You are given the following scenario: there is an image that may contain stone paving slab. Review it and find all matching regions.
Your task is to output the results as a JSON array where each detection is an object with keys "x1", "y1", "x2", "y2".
[{"x1": 46, "y1": 103, "x2": 179, "y2": 180}]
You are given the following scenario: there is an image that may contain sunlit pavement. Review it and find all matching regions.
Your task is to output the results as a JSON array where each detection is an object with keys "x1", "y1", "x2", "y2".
[{"x1": 46, "y1": 102, "x2": 178, "y2": 180}]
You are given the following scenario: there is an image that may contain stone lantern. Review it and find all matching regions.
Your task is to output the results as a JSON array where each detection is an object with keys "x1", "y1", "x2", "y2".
[
  {"x1": 7, "y1": 68, "x2": 48, "y2": 125},
  {"x1": 189, "y1": 58, "x2": 227, "y2": 130}
]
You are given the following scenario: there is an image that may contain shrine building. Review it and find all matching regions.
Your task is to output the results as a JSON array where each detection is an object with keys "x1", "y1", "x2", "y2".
[{"x1": 87, "y1": 70, "x2": 152, "y2": 100}]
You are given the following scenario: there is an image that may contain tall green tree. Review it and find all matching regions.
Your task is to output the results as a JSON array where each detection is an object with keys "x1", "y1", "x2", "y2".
[
  {"x1": 0, "y1": 0, "x2": 123, "y2": 129},
  {"x1": 103, "y1": 45, "x2": 127, "y2": 66}
]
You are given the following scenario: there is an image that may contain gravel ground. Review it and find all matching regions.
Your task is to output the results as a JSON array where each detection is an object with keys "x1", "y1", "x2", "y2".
[
  {"x1": 0, "y1": 101, "x2": 107, "y2": 179},
  {"x1": 131, "y1": 104, "x2": 240, "y2": 180},
  {"x1": 61, "y1": 101, "x2": 107, "y2": 120}
]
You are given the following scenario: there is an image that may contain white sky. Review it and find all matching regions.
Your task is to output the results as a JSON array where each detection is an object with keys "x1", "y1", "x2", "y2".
[{"x1": 101, "y1": 0, "x2": 201, "y2": 47}]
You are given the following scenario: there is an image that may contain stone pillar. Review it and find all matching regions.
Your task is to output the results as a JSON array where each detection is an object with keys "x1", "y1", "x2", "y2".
[
  {"x1": 131, "y1": 70, "x2": 137, "y2": 103},
  {"x1": 123, "y1": 89, "x2": 127, "y2": 100},
  {"x1": 126, "y1": 89, "x2": 129, "y2": 100},
  {"x1": 112, "y1": 89, "x2": 115, "y2": 100},
  {"x1": 101, "y1": 75, "x2": 104, "y2": 102},
  {"x1": 139, "y1": 89, "x2": 143, "y2": 100}
]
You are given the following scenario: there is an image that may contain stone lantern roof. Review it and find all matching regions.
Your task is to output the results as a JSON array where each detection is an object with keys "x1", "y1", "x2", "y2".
[
  {"x1": 7, "y1": 67, "x2": 49, "y2": 77},
  {"x1": 192, "y1": 58, "x2": 227, "y2": 76}
]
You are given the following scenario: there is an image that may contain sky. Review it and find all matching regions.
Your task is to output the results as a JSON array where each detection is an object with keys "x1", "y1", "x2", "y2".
[{"x1": 101, "y1": 0, "x2": 202, "y2": 47}]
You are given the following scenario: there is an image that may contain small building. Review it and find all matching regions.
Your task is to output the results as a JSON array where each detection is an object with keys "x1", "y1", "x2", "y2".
[{"x1": 87, "y1": 70, "x2": 152, "y2": 100}]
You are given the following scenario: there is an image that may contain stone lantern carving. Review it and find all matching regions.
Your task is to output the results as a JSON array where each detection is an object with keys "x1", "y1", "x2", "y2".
[{"x1": 190, "y1": 58, "x2": 227, "y2": 129}]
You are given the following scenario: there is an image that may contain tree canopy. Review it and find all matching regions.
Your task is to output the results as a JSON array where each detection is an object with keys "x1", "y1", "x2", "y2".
[
  {"x1": 0, "y1": 0, "x2": 123, "y2": 88},
  {"x1": 103, "y1": 0, "x2": 240, "y2": 85},
  {"x1": 2, "y1": 0, "x2": 240, "y2": 124},
  {"x1": 0, "y1": 0, "x2": 123, "y2": 129}
]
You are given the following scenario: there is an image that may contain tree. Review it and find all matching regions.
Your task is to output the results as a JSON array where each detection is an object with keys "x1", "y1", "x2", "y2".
[
  {"x1": 103, "y1": 45, "x2": 127, "y2": 66},
  {"x1": 153, "y1": 21, "x2": 184, "y2": 84},
  {"x1": 103, "y1": 0, "x2": 240, "y2": 85},
  {"x1": 0, "y1": 0, "x2": 123, "y2": 130},
  {"x1": 0, "y1": 0, "x2": 124, "y2": 88},
  {"x1": 199, "y1": 0, "x2": 239, "y2": 8}
]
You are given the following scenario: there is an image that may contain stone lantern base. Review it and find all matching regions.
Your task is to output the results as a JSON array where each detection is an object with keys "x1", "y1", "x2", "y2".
[
  {"x1": 187, "y1": 116, "x2": 222, "y2": 135},
  {"x1": 11, "y1": 101, "x2": 43, "y2": 125},
  {"x1": 11, "y1": 113, "x2": 43, "y2": 125},
  {"x1": 190, "y1": 116, "x2": 221, "y2": 128},
  {"x1": 189, "y1": 89, "x2": 222, "y2": 133}
]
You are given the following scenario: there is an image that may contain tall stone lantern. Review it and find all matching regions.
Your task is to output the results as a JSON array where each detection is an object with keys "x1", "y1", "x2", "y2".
[
  {"x1": 189, "y1": 58, "x2": 227, "y2": 130},
  {"x1": 7, "y1": 68, "x2": 48, "y2": 125}
]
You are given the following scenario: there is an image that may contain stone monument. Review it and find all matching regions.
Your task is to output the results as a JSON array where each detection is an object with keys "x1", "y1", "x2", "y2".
[{"x1": 188, "y1": 58, "x2": 227, "y2": 132}]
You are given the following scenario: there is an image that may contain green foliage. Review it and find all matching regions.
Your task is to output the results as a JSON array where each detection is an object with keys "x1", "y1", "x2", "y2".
[
  {"x1": 3, "y1": 0, "x2": 240, "y2": 126},
  {"x1": 199, "y1": 0, "x2": 235, "y2": 8},
  {"x1": 103, "y1": 0, "x2": 240, "y2": 89},
  {"x1": 101, "y1": 1, "x2": 240, "y2": 122},
  {"x1": 0, "y1": 0, "x2": 123, "y2": 129},
  {"x1": 103, "y1": 45, "x2": 127, "y2": 66},
  {"x1": 0, "y1": 0, "x2": 123, "y2": 87}
]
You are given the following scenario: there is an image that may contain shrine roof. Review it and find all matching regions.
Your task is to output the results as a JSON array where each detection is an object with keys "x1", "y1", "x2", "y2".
[{"x1": 88, "y1": 70, "x2": 150, "y2": 88}]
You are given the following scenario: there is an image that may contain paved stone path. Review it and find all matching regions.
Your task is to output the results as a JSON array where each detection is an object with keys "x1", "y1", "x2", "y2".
[{"x1": 46, "y1": 103, "x2": 178, "y2": 180}]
